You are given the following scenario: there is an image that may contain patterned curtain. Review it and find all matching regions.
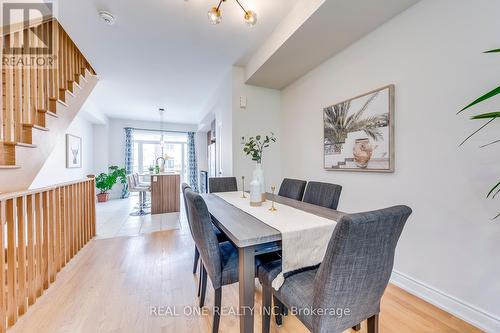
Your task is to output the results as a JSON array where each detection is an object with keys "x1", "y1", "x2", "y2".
[
  {"x1": 187, "y1": 132, "x2": 199, "y2": 192},
  {"x1": 123, "y1": 127, "x2": 134, "y2": 198}
]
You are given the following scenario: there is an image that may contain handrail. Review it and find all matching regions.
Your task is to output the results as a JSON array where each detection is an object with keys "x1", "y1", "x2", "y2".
[
  {"x1": 0, "y1": 16, "x2": 54, "y2": 36},
  {"x1": 1, "y1": 17, "x2": 96, "y2": 153},
  {"x1": 0, "y1": 177, "x2": 96, "y2": 331},
  {"x1": 0, "y1": 177, "x2": 94, "y2": 200}
]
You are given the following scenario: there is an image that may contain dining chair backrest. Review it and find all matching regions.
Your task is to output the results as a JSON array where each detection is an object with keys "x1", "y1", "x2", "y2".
[
  {"x1": 302, "y1": 181, "x2": 342, "y2": 210},
  {"x1": 209, "y1": 177, "x2": 238, "y2": 193},
  {"x1": 311, "y1": 205, "x2": 412, "y2": 333},
  {"x1": 278, "y1": 178, "x2": 307, "y2": 201},
  {"x1": 181, "y1": 183, "x2": 193, "y2": 232},
  {"x1": 184, "y1": 189, "x2": 224, "y2": 289}
]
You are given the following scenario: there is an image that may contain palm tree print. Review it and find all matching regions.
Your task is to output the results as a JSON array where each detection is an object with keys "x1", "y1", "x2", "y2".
[{"x1": 324, "y1": 91, "x2": 387, "y2": 153}]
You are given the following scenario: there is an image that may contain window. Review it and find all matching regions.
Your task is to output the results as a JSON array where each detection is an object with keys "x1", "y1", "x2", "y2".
[{"x1": 132, "y1": 130, "x2": 188, "y2": 182}]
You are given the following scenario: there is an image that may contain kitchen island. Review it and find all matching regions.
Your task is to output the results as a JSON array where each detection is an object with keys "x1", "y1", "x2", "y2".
[{"x1": 149, "y1": 173, "x2": 180, "y2": 214}]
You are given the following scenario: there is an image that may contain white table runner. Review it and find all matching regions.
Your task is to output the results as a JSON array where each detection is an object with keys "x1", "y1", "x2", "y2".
[{"x1": 214, "y1": 192, "x2": 337, "y2": 290}]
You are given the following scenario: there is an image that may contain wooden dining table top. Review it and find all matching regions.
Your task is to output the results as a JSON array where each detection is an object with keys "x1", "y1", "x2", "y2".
[{"x1": 201, "y1": 192, "x2": 346, "y2": 248}]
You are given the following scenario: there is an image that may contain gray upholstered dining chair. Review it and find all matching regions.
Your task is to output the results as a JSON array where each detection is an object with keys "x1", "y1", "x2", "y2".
[
  {"x1": 209, "y1": 177, "x2": 238, "y2": 193},
  {"x1": 258, "y1": 205, "x2": 412, "y2": 333},
  {"x1": 184, "y1": 188, "x2": 266, "y2": 333},
  {"x1": 181, "y1": 184, "x2": 226, "y2": 277},
  {"x1": 302, "y1": 181, "x2": 342, "y2": 210},
  {"x1": 278, "y1": 178, "x2": 307, "y2": 201}
]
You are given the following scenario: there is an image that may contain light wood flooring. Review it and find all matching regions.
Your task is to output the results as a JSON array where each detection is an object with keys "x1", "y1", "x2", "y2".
[{"x1": 8, "y1": 204, "x2": 483, "y2": 333}]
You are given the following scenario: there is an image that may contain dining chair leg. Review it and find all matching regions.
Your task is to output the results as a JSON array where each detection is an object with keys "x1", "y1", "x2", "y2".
[
  {"x1": 212, "y1": 288, "x2": 222, "y2": 333},
  {"x1": 200, "y1": 266, "x2": 208, "y2": 308},
  {"x1": 273, "y1": 295, "x2": 284, "y2": 326},
  {"x1": 261, "y1": 284, "x2": 272, "y2": 333},
  {"x1": 352, "y1": 323, "x2": 361, "y2": 331},
  {"x1": 197, "y1": 268, "x2": 202, "y2": 297},
  {"x1": 367, "y1": 314, "x2": 379, "y2": 333},
  {"x1": 193, "y1": 247, "x2": 200, "y2": 274}
]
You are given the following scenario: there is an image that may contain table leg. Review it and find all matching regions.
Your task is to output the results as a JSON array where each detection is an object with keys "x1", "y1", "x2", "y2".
[{"x1": 238, "y1": 246, "x2": 255, "y2": 333}]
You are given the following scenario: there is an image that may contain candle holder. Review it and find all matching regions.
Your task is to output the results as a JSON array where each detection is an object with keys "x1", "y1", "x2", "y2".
[
  {"x1": 241, "y1": 176, "x2": 247, "y2": 198},
  {"x1": 269, "y1": 186, "x2": 277, "y2": 212}
]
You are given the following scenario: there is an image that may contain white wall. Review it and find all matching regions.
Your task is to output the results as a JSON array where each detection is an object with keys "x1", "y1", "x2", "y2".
[
  {"x1": 279, "y1": 0, "x2": 500, "y2": 330},
  {"x1": 201, "y1": 67, "x2": 282, "y2": 189},
  {"x1": 209, "y1": 70, "x2": 234, "y2": 177},
  {"x1": 232, "y1": 67, "x2": 282, "y2": 190},
  {"x1": 245, "y1": 0, "x2": 325, "y2": 81},
  {"x1": 30, "y1": 114, "x2": 95, "y2": 189},
  {"x1": 92, "y1": 122, "x2": 110, "y2": 175}
]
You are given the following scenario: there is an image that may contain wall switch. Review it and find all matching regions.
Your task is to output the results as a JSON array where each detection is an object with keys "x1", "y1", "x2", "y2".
[
  {"x1": 241, "y1": 136, "x2": 246, "y2": 144},
  {"x1": 240, "y1": 96, "x2": 247, "y2": 109}
]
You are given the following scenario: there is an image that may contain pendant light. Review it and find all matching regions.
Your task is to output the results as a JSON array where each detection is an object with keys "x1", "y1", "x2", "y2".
[{"x1": 207, "y1": 0, "x2": 257, "y2": 26}]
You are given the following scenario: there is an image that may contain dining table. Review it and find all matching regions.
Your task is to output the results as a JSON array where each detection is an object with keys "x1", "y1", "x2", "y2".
[{"x1": 200, "y1": 192, "x2": 346, "y2": 333}]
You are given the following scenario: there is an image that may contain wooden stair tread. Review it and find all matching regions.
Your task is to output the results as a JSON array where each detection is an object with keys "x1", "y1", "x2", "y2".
[
  {"x1": 0, "y1": 141, "x2": 17, "y2": 147},
  {"x1": 0, "y1": 165, "x2": 21, "y2": 169},
  {"x1": 79, "y1": 74, "x2": 88, "y2": 83},
  {"x1": 38, "y1": 109, "x2": 59, "y2": 118},
  {"x1": 33, "y1": 125, "x2": 49, "y2": 132},
  {"x1": 49, "y1": 97, "x2": 69, "y2": 108},
  {"x1": 16, "y1": 143, "x2": 37, "y2": 148},
  {"x1": 57, "y1": 99, "x2": 69, "y2": 107}
]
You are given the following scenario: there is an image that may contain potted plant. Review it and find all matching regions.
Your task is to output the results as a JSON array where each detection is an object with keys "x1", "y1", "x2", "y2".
[
  {"x1": 458, "y1": 47, "x2": 500, "y2": 218},
  {"x1": 243, "y1": 133, "x2": 277, "y2": 201},
  {"x1": 95, "y1": 166, "x2": 127, "y2": 202}
]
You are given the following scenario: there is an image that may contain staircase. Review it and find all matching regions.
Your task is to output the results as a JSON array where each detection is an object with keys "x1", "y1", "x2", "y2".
[{"x1": 0, "y1": 18, "x2": 98, "y2": 193}]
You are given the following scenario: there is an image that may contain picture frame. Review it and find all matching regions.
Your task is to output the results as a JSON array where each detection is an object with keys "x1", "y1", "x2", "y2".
[
  {"x1": 323, "y1": 84, "x2": 395, "y2": 172},
  {"x1": 66, "y1": 134, "x2": 82, "y2": 168}
]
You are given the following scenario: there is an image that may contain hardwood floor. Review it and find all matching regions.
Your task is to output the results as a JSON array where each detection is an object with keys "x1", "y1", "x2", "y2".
[{"x1": 8, "y1": 213, "x2": 483, "y2": 333}]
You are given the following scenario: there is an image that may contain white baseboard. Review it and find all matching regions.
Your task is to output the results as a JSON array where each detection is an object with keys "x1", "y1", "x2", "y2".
[{"x1": 390, "y1": 270, "x2": 500, "y2": 333}]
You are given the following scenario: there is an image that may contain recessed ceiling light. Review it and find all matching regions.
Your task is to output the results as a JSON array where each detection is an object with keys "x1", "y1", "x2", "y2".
[{"x1": 99, "y1": 11, "x2": 116, "y2": 26}]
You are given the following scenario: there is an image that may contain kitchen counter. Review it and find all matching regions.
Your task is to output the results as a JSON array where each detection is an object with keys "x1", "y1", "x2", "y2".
[{"x1": 148, "y1": 173, "x2": 180, "y2": 214}]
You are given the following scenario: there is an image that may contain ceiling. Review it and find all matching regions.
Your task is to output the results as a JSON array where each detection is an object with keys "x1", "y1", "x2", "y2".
[
  {"x1": 58, "y1": 0, "x2": 298, "y2": 124},
  {"x1": 245, "y1": 0, "x2": 420, "y2": 89}
]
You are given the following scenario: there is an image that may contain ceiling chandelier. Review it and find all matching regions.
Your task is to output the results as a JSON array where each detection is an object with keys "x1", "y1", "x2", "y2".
[{"x1": 208, "y1": 0, "x2": 257, "y2": 26}]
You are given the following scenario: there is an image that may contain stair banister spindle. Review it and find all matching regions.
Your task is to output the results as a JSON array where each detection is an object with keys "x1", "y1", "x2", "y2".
[
  {"x1": 6, "y1": 198, "x2": 18, "y2": 326},
  {"x1": 13, "y1": 32, "x2": 23, "y2": 143},
  {"x1": 26, "y1": 194, "x2": 36, "y2": 306},
  {"x1": 16, "y1": 195, "x2": 27, "y2": 315},
  {"x1": 0, "y1": 200, "x2": 7, "y2": 333}
]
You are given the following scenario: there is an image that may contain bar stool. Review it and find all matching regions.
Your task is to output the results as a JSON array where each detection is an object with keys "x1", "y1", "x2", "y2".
[
  {"x1": 134, "y1": 173, "x2": 151, "y2": 207},
  {"x1": 127, "y1": 175, "x2": 150, "y2": 216}
]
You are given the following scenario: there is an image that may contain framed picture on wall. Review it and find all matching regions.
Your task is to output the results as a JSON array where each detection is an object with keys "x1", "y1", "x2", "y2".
[
  {"x1": 323, "y1": 85, "x2": 394, "y2": 172},
  {"x1": 66, "y1": 134, "x2": 82, "y2": 168}
]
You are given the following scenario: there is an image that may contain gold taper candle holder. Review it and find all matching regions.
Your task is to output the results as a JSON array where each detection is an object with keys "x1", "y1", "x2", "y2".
[
  {"x1": 269, "y1": 186, "x2": 277, "y2": 212},
  {"x1": 241, "y1": 176, "x2": 247, "y2": 198}
]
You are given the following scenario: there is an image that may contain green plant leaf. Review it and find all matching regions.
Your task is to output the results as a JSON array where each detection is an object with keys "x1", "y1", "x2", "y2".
[
  {"x1": 458, "y1": 86, "x2": 500, "y2": 114},
  {"x1": 484, "y1": 48, "x2": 500, "y2": 53},
  {"x1": 487, "y1": 181, "x2": 500, "y2": 198},
  {"x1": 471, "y1": 112, "x2": 500, "y2": 119},
  {"x1": 459, "y1": 117, "x2": 497, "y2": 146},
  {"x1": 480, "y1": 139, "x2": 500, "y2": 148}
]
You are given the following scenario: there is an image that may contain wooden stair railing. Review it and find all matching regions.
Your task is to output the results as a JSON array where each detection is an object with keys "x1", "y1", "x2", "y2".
[
  {"x1": 0, "y1": 177, "x2": 96, "y2": 331},
  {"x1": 1, "y1": 18, "x2": 97, "y2": 167}
]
